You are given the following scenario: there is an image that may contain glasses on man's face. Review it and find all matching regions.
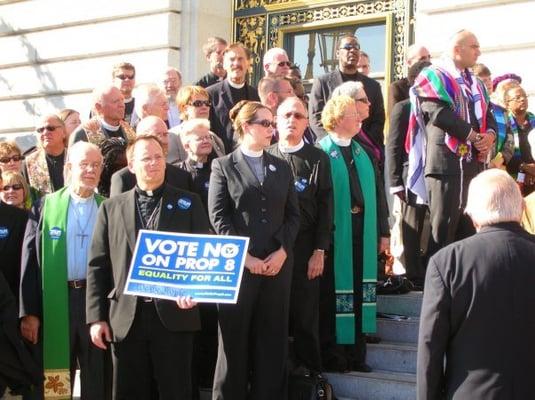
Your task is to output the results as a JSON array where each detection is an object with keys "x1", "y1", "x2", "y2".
[
  {"x1": 2, "y1": 184, "x2": 23, "y2": 191},
  {"x1": 274, "y1": 61, "x2": 292, "y2": 68},
  {"x1": 36, "y1": 125, "x2": 61, "y2": 134},
  {"x1": 339, "y1": 43, "x2": 360, "y2": 51},
  {"x1": 78, "y1": 162, "x2": 102, "y2": 170},
  {"x1": 281, "y1": 112, "x2": 307, "y2": 120},
  {"x1": 250, "y1": 119, "x2": 276, "y2": 128},
  {"x1": 189, "y1": 100, "x2": 211, "y2": 107},
  {"x1": 0, "y1": 155, "x2": 24, "y2": 164},
  {"x1": 115, "y1": 74, "x2": 135, "y2": 81},
  {"x1": 194, "y1": 135, "x2": 212, "y2": 143}
]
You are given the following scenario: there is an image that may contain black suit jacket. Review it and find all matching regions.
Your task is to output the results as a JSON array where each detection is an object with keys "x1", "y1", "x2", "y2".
[
  {"x1": 388, "y1": 77, "x2": 410, "y2": 113},
  {"x1": 417, "y1": 223, "x2": 535, "y2": 400},
  {"x1": 0, "y1": 203, "x2": 28, "y2": 302},
  {"x1": 109, "y1": 163, "x2": 193, "y2": 197},
  {"x1": 208, "y1": 149, "x2": 300, "y2": 258},
  {"x1": 419, "y1": 98, "x2": 497, "y2": 177},
  {"x1": 386, "y1": 99, "x2": 410, "y2": 190},
  {"x1": 308, "y1": 69, "x2": 385, "y2": 146},
  {"x1": 207, "y1": 80, "x2": 260, "y2": 154},
  {"x1": 86, "y1": 185, "x2": 210, "y2": 341}
]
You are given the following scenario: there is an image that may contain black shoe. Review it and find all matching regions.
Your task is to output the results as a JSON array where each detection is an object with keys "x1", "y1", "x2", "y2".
[
  {"x1": 353, "y1": 362, "x2": 372, "y2": 373},
  {"x1": 322, "y1": 352, "x2": 349, "y2": 373}
]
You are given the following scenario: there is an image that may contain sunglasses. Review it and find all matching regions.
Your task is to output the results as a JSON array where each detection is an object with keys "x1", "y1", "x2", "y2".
[
  {"x1": 115, "y1": 74, "x2": 135, "y2": 81},
  {"x1": 339, "y1": 43, "x2": 360, "y2": 51},
  {"x1": 36, "y1": 125, "x2": 61, "y2": 133},
  {"x1": 274, "y1": 61, "x2": 292, "y2": 68},
  {"x1": 189, "y1": 100, "x2": 211, "y2": 107},
  {"x1": 281, "y1": 112, "x2": 307, "y2": 120},
  {"x1": 0, "y1": 155, "x2": 24, "y2": 163},
  {"x1": 250, "y1": 119, "x2": 276, "y2": 128},
  {"x1": 2, "y1": 184, "x2": 23, "y2": 191}
]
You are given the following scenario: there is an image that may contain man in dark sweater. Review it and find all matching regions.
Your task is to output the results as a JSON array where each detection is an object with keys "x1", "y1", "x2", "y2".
[{"x1": 195, "y1": 37, "x2": 227, "y2": 88}]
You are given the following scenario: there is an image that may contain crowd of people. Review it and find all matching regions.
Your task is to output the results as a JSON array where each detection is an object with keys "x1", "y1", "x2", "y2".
[{"x1": 1, "y1": 28, "x2": 535, "y2": 400}]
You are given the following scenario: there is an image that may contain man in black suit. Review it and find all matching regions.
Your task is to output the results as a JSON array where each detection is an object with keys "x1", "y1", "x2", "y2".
[
  {"x1": 386, "y1": 60, "x2": 431, "y2": 285},
  {"x1": 417, "y1": 169, "x2": 535, "y2": 400},
  {"x1": 207, "y1": 43, "x2": 260, "y2": 153},
  {"x1": 109, "y1": 116, "x2": 192, "y2": 196},
  {"x1": 0, "y1": 171, "x2": 28, "y2": 302},
  {"x1": 87, "y1": 135, "x2": 210, "y2": 399},
  {"x1": 408, "y1": 31, "x2": 496, "y2": 257},
  {"x1": 308, "y1": 34, "x2": 385, "y2": 146}
]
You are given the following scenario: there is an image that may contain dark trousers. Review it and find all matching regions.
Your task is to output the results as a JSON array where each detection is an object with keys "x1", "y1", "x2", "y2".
[
  {"x1": 289, "y1": 230, "x2": 321, "y2": 372},
  {"x1": 426, "y1": 174, "x2": 476, "y2": 258},
  {"x1": 69, "y1": 287, "x2": 111, "y2": 400},
  {"x1": 319, "y1": 214, "x2": 366, "y2": 368},
  {"x1": 212, "y1": 257, "x2": 292, "y2": 400},
  {"x1": 400, "y1": 197, "x2": 427, "y2": 282},
  {"x1": 111, "y1": 302, "x2": 194, "y2": 400},
  {"x1": 192, "y1": 303, "x2": 218, "y2": 400}
]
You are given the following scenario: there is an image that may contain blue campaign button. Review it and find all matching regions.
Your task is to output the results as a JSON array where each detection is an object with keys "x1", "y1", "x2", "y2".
[
  {"x1": 294, "y1": 177, "x2": 308, "y2": 192},
  {"x1": 177, "y1": 197, "x2": 192, "y2": 210},
  {"x1": 0, "y1": 226, "x2": 9, "y2": 239},
  {"x1": 49, "y1": 227, "x2": 62, "y2": 240}
]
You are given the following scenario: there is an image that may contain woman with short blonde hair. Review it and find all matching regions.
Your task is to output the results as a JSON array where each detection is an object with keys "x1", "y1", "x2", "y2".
[{"x1": 0, "y1": 171, "x2": 30, "y2": 210}]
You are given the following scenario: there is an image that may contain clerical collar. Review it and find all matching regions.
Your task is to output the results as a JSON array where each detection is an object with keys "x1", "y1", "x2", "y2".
[
  {"x1": 135, "y1": 184, "x2": 165, "y2": 198},
  {"x1": 69, "y1": 188, "x2": 95, "y2": 204},
  {"x1": 227, "y1": 79, "x2": 246, "y2": 90},
  {"x1": 331, "y1": 136, "x2": 352, "y2": 147},
  {"x1": 187, "y1": 158, "x2": 205, "y2": 169},
  {"x1": 124, "y1": 97, "x2": 134, "y2": 104},
  {"x1": 100, "y1": 118, "x2": 121, "y2": 132},
  {"x1": 240, "y1": 145, "x2": 263, "y2": 158},
  {"x1": 279, "y1": 139, "x2": 304, "y2": 154}
]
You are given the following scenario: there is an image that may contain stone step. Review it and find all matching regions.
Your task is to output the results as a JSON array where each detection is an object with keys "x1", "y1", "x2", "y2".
[
  {"x1": 325, "y1": 370, "x2": 416, "y2": 400},
  {"x1": 367, "y1": 341, "x2": 417, "y2": 374},
  {"x1": 376, "y1": 316, "x2": 420, "y2": 344},
  {"x1": 377, "y1": 291, "x2": 423, "y2": 317}
]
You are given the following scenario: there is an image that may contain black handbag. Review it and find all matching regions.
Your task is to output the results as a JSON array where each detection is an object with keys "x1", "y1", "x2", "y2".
[{"x1": 288, "y1": 372, "x2": 334, "y2": 400}]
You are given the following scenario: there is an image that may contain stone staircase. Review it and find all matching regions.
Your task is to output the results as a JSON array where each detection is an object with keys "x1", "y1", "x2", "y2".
[{"x1": 325, "y1": 291, "x2": 423, "y2": 400}]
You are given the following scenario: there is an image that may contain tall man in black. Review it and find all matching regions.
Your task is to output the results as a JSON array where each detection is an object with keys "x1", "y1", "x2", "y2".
[
  {"x1": 86, "y1": 135, "x2": 210, "y2": 399},
  {"x1": 268, "y1": 97, "x2": 333, "y2": 374},
  {"x1": 418, "y1": 169, "x2": 535, "y2": 399},
  {"x1": 207, "y1": 43, "x2": 260, "y2": 153},
  {"x1": 308, "y1": 34, "x2": 385, "y2": 146}
]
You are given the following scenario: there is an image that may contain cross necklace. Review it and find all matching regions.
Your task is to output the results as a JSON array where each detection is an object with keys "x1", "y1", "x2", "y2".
[{"x1": 71, "y1": 198, "x2": 96, "y2": 248}]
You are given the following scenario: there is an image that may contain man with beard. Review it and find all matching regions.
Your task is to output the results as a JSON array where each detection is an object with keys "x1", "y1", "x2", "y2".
[
  {"x1": 309, "y1": 34, "x2": 385, "y2": 147},
  {"x1": 207, "y1": 43, "x2": 260, "y2": 153},
  {"x1": 196, "y1": 37, "x2": 227, "y2": 88}
]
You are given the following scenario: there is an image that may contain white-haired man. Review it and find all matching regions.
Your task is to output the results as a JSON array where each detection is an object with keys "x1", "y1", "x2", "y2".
[
  {"x1": 20, "y1": 142, "x2": 109, "y2": 399},
  {"x1": 70, "y1": 85, "x2": 136, "y2": 146},
  {"x1": 132, "y1": 83, "x2": 170, "y2": 129},
  {"x1": 417, "y1": 169, "x2": 535, "y2": 399},
  {"x1": 263, "y1": 47, "x2": 292, "y2": 78}
]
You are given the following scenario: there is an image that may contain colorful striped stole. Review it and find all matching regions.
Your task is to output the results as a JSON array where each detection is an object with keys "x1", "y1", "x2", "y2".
[{"x1": 508, "y1": 111, "x2": 535, "y2": 157}]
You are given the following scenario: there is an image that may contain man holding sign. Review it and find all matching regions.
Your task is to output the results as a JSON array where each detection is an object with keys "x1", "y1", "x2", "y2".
[{"x1": 86, "y1": 135, "x2": 210, "y2": 399}]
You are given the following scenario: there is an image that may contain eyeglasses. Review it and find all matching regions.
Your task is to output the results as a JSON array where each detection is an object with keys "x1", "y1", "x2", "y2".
[
  {"x1": 355, "y1": 97, "x2": 370, "y2": 104},
  {"x1": 193, "y1": 135, "x2": 212, "y2": 143},
  {"x1": 2, "y1": 184, "x2": 23, "y2": 191},
  {"x1": 78, "y1": 162, "x2": 102, "y2": 170},
  {"x1": 0, "y1": 155, "x2": 24, "y2": 163},
  {"x1": 281, "y1": 112, "x2": 307, "y2": 120},
  {"x1": 508, "y1": 95, "x2": 527, "y2": 102},
  {"x1": 36, "y1": 125, "x2": 61, "y2": 133},
  {"x1": 250, "y1": 119, "x2": 276, "y2": 128},
  {"x1": 273, "y1": 61, "x2": 292, "y2": 68},
  {"x1": 189, "y1": 100, "x2": 211, "y2": 107},
  {"x1": 115, "y1": 74, "x2": 135, "y2": 81},
  {"x1": 339, "y1": 43, "x2": 360, "y2": 51}
]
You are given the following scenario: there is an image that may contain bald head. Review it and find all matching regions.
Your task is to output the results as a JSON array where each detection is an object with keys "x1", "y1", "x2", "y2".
[
  {"x1": 448, "y1": 30, "x2": 481, "y2": 69},
  {"x1": 136, "y1": 116, "x2": 169, "y2": 152},
  {"x1": 406, "y1": 44, "x2": 430, "y2": 67},
  {"x1": 92, "y1": 85, "x2": 125, "y2": 125}
]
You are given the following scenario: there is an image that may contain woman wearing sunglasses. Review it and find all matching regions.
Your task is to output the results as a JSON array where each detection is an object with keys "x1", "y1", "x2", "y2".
[
  {"x1": 0, "y1": 171, "x2": 29, "y2": 210},
  {"x1": 208, "y1": 100, "x2": 300, "y2": 400}
]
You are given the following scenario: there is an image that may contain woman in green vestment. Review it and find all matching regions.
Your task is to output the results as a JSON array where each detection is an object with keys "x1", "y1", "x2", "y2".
[{"x1": 318, "y1": 95, "x2": 390, "y2": 372}]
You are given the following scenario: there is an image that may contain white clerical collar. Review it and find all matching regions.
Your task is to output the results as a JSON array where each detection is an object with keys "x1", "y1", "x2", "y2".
[
  {"x1": 330, "y1": 136, "x2": 352, "y2": 147},
  {"x1": 279, "y1": 139, "x2": 304, "y2": 154},
  {"x1": 227, "y1": 79, "x2": 246, "y2": 90},
  {"x1": 240, "y1": 145, "x2": 263, "y2": 158},
  {"x1": 99, "y1": 118, "x2": 121, "y2": 132},
  {"x1": 69, "y1": 188, "x2": 95, "y2": 204},
  {"x1": 124, "y1": 97, "x2": 134, "y2": 103}
]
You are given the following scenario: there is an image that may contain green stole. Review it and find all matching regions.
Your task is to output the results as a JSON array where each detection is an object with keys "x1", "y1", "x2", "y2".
[
  {"x1": 319, "y1": 136, "x2": 377, "y2": 343},
  {"x1": 41, "y1": 187, "x2": 104, "y2": 398}
]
